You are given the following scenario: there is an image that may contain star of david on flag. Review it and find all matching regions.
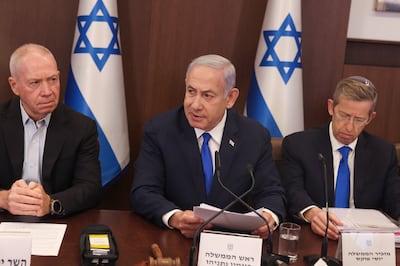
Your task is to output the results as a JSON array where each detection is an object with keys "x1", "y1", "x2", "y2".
[
  {"x1": 245, "y1": 0, "x2": 304, "y2": 137},
  {"x1": 74, "y1": 0, "x2": 121, "y2": 71},
  {"x1": 65, "y1": 0, "x2": 130, "y2": 186},
  {"x1": 260, "y1": 14, "x2": 301, "y2": 84}
]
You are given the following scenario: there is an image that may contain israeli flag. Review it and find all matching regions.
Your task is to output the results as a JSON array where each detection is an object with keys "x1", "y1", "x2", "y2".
[
  {"x1": 65, "y1": 0, "x2": 130, "y2": 186},
  {"x1": 245, "y1": 0, "x2": 304, "y2": 137}
]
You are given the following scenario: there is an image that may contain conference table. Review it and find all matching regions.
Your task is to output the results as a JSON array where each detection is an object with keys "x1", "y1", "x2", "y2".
[{"x1": 0, "y1": 209, "x2": 398, "y2": 265}]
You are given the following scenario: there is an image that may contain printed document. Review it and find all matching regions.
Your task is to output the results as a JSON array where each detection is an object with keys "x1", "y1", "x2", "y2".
[
  {"x1": 0, "y1": 222, "x2": 67, "y2": 256},
  {"x1": 328, "y1": 208, "x2": 399, "y2": 232},
  {"x1": 193, "y1": 203, "x2": 265, "y2": 231}
]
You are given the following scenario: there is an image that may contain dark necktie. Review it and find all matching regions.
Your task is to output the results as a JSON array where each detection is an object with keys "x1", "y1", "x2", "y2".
[
  {"x1": 201, "y1": 133, "x2": 213, "y2": 195},
  {"x1": 335, "y1": 146, "x2": 351, "y2": 208}
]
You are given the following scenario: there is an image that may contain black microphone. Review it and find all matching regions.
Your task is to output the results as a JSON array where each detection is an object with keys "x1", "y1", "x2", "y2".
[
  {"x1": 304, "y1": 153, "x2": 341, "y2": 266},
  {"x1": 215, "y1": 151, "x2": 289, "y2": 266},
  {"x1": 188, "y1": 152, "x2": 256, "y2": 266}
]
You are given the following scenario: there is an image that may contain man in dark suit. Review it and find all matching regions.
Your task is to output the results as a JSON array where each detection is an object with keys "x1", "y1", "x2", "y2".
[
  {"x1": 131, "y1": 54, "x2": 286, "y2": 238},
  {"x1": 0, "y1": 43, "x2": 102, "y2": 217},
  {"x1": 281, "y1": 76, "x2": 400, "y2": 240}
]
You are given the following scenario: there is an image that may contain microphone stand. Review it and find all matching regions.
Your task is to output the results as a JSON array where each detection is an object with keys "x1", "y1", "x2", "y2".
[
  {"x1": 215, "y1": 151, "x2": 289, "y2": 266},
  {"x1": 245, "y1": 165, "x2": 290, "y2": 266},
  {"x1": 304, "y1": 153, "x2": 342, "y2": 266},
  {"x1": 188, "y1": 153, "x2": 255, "y2": 266}
]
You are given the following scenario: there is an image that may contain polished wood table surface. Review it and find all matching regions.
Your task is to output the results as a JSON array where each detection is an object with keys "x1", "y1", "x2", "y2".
[{"x1": 1, "y1": 209, "x2": 398, "y2": 265}]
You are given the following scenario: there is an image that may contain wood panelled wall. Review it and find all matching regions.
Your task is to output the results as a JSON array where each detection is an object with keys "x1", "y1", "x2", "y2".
[{"x1": 4, "y1": 0, "x2": 398, "y2": 211}]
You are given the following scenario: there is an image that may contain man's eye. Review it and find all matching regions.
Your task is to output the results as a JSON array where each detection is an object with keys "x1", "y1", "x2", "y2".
[
  {"x1": 29, "y1": 81, "x2": 40, "y2": 88},
  {"x1": 186, "y1": 88, "x2": 196, "y2": 95},
  {"x1": 49, "y1": 76, "x2": 59, "y2": 84},
  {"x1": 354, "y1": 118, "x2": 367, "y2": 124}
]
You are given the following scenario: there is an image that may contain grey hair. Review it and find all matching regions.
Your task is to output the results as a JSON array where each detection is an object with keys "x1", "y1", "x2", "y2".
[
  {"x1": 186, "y1": 54, "x2": 236, "y2": 96},
  {"x1": 9, "y1": 43, "x2": 57, "y2": 78},
  {"x1": 333, "y1": 76, "x2": 378, "y2": 113}
]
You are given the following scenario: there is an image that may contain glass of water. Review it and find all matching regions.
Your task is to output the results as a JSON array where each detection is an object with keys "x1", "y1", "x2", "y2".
[{"x1": 278, "y1": 222, "x2": 301, "y2": 263}]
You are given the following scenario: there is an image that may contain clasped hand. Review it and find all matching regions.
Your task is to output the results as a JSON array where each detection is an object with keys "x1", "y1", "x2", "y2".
[{"x1": 5, "y1": 179, "x2": 50, "y2": 217}]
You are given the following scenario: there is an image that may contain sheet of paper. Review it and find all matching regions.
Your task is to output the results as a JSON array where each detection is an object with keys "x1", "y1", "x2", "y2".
[
  {"x1": 328, "y1": 208, "x2": 399, "y2": 232},
  {"x1": 193, "y1": 203, "x2": 266, "y2": 231},
  {"x1": 0, "y1": 222, "x2": 67, "y2": 256}
]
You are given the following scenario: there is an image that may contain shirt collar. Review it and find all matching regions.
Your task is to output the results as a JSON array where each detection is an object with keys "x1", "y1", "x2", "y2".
[
  {"x1": 194, "y1": 110, "x2": 227, "y2": 145},
  {"x1": 20, "y1": 100, "x2": 51, "y2": 127}
]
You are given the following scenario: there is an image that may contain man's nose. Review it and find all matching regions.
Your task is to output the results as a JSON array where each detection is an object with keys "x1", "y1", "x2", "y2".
[{"x1": 191, "y1": 95, "x2": 203, "y2": 108}]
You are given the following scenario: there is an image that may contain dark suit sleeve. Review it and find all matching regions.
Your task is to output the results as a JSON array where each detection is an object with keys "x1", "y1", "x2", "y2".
[
  {"x1": 250, "y1": 129, "x2": 287, "y2": 223},
  {"x1": 382, "y1": 145, "x2": 400, "y2": 219},
  {"x1": 130, "y1": 118, "x2": 181, "y2": 227},
  {"x1": 44, "y1": 109, "x2": 102, "y2": 216},
  {"x1": 280, "y1": 133, "x2": 325, "y2": 217},
  {"x1": 358, "y1": 140, "x2": 400, "y2": 220}
]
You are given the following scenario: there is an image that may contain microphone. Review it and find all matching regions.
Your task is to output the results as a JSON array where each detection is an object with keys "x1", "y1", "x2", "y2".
[
  {"x1": 304, "y1": 153, "x2": 341, "y2": 266},
  {"x1": 224, "y1": 155, "x2": 290, "y2": 266},
  {"x1": 188, "y1": 152, "x2": 256, "y2": 266}
]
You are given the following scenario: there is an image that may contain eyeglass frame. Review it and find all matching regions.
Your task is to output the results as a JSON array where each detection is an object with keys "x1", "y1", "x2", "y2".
[{"x1": 332, "y1": 109, "x2": 371, "y2": 128}]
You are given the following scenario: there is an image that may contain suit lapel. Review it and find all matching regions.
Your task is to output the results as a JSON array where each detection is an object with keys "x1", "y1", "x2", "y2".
[
  {"x1": 315, "y1": 125, "x2": 336, "y2": 206},
  {"x1": 2, "y1": 98, "x2": 24, "y2": 178},
  {"x1": 42, "y1": 105, "x2": 65, "y2": 185},
  {"x1": 352, "y1": 133, "x2": 371, "y2": 205},
  {"x1": 218, "y1": 110, "x2": 238, "y2": 182},
  {"x1": 177, "y1": 110, "x2": 207, "y2": 199},
  {"x1": 207, "y1": 110, "x2": 239, "y2": 201}
]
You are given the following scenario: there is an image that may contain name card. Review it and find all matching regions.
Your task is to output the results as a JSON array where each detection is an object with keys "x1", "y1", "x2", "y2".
[
  {"x1": 197, "y1": 230, "x2": 262, "y2": 266},
  {"x1": 341, "y1": 232, "x2": 395, "y2": 266},
  {"x1": 0, "y1": 231, "x2": 31, "y2": 266}
]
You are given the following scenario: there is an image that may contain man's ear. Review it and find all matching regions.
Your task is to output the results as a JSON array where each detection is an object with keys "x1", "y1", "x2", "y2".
[
  {"x1": 226, "y1": 88, "x2": 239, "y2": 109},
  {"x1": 327, "y1": 99, "x2": 334, "y2": 116},
  {"x1": 8, "y1": 76, "x2": 19, "y2": 96},
  {"x1": 366, "y1": 111, "x2": 377, "y2": 125}
]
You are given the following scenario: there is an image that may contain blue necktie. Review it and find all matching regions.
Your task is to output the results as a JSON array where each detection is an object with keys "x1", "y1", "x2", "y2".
[
  {"x1": 335, "y1": 146, "x2": 351, "y2": 208},
  {"x1": 201, "y1": 133, "x2": 213, "y2": 195}
]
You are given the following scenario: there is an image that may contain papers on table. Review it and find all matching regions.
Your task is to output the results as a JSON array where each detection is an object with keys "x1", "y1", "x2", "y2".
[
  {"x1": 328, "y1": 208, "x2": 400, "y2": 248},
  {"x1": 328, "y1": 208, "x2": 399, "y2": 232},
  {"x1": 193, "y1": 203, "x2": 266, "y2": 231},
  {"x1": 0, "y1": 222, "x2": 67, "y2": 256}
]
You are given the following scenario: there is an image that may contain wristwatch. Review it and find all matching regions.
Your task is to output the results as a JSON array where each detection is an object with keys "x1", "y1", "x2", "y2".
[{"x1": 50, "y1": 198, "x2": 64, "y2": 215}]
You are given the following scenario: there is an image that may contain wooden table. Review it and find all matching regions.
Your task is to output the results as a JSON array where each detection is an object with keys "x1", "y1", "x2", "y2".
[{"x1": 1, "y1": 209, "x2": 398, "y2": 265}]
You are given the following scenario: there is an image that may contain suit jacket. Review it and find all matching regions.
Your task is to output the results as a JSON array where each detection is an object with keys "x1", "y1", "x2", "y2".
[
  {"x1": 131, "y1": 107, "x2": 286, "y2": 227},
  {"x1": 0, "y1": 97, "x2": 102, "y2": 215},
  {"x1": 281, "y1": 124, "x2": 400, "y2": 220}
]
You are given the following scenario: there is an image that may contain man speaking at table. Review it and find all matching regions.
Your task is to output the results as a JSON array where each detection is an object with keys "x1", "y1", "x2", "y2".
[
  {"x1": 131, "y1": 54, "x2": 286, "y2": 238},
  {"x1": 0, "y1": 43, "x2": 102, "y2": 217}
]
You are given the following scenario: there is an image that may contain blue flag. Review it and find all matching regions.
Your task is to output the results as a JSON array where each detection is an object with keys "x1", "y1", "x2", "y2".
[
  {"x1": 65, "y1": 0, "x2": 130, "y2": 186},
  {"x1": 245, "y1": 0, "x2": 304, "y2": 137}
]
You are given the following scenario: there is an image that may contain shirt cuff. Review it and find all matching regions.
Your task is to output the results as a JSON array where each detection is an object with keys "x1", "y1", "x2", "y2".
[
  {"x1": 299, "y1": 205, "x2": 319, "y2": 223},
  {"x1": 162, "y1": 209, "x2": 181, "y2": 229},
  {"x1": 260, "y1": 208, "x2": 280, "y2": 230}
]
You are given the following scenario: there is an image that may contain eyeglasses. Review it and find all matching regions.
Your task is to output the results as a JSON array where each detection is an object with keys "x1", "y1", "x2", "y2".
[{"x1": 333, "y1": 110, "x2": 369, "y2": 127}]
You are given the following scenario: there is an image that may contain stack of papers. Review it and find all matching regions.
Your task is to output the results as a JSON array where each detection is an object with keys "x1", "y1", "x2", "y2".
[
  {"x1": 193, "y1": 203, "x2": 265, "y2": 231},
  {"x1": 328, "y1": 208, "x2": 400, "y2": 248},
  {"x1": 329, "y1": 208, "x2": 399, "y2": 232},
  {"x1": 0, "y1": 222, "x2": 67, "y2": 256}
]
